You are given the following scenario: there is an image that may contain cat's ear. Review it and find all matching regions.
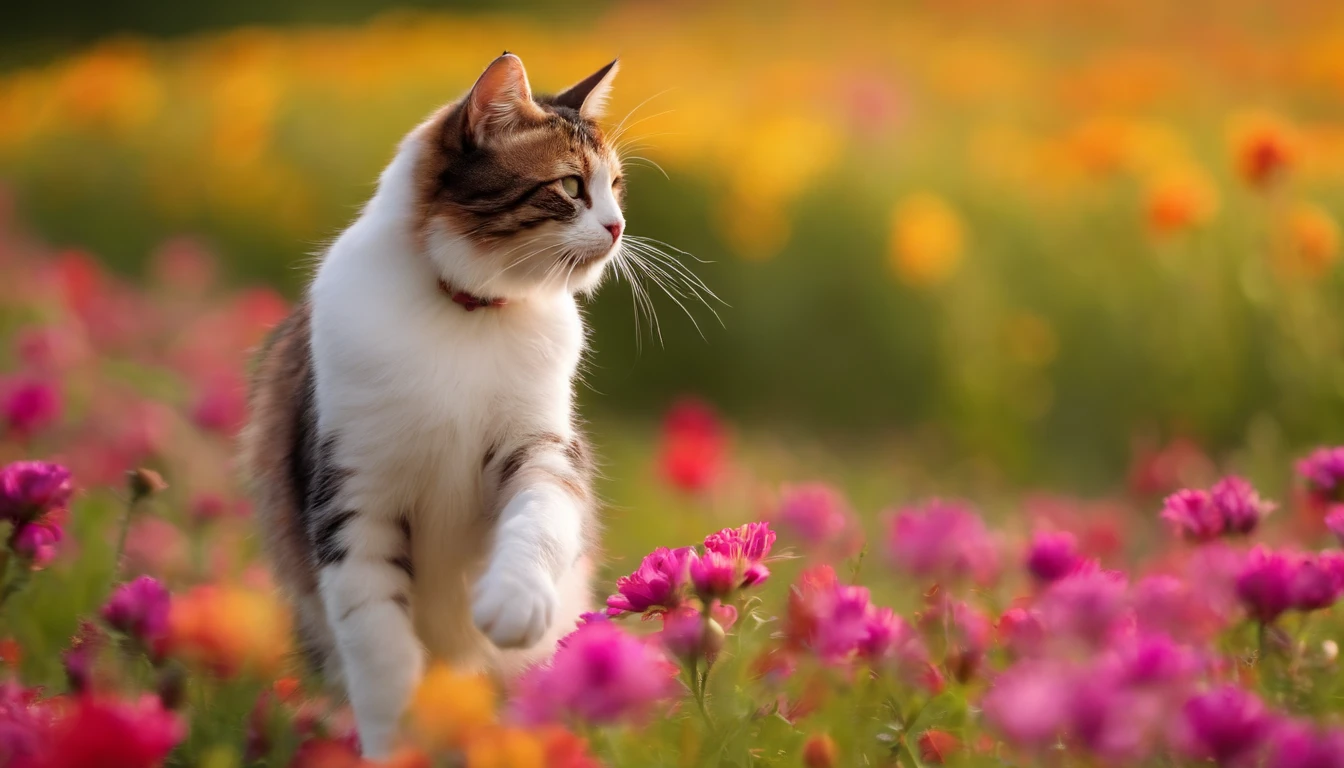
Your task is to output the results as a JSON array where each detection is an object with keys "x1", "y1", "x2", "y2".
[
  {"x1": 553, "y1": 59, "x2": 620, "y2": 120},
  {"x1": 463, "y1": 53, "x2": 545, "y2": 144}
]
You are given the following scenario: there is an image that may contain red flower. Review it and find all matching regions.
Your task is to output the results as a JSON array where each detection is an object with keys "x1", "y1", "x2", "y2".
[
  {"x1": 657, "y1": 398, "x2": 727, "y2": 494},
  {"x1": 25, "y1": 694, "x2": 184, "y2": 768},
  {"x1": 918, "y1": 729, "x2": 960, "y2": 764}
]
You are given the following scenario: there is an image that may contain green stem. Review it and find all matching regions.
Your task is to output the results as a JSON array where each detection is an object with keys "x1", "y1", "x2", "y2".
[{"x1": 113, "y1": 493, "x2": 138, "y2": 581}]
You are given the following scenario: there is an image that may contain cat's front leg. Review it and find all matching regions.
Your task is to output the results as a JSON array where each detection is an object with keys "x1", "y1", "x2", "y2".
[
  {"x1": 311, "y1": 474, "x2": 423, "y2": 758},
  {"x1": 472, "y1": 432, "x2": 593, "y2": 649}
]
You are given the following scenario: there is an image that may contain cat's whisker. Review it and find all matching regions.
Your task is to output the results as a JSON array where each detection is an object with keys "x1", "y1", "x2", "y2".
[
  {"x1": 622, "y1": 155, "x2": 670, "y2": 180},
  {"x1": 620, "y1": 246, "x2": 708, "y2": 341},
  {"x1": 620, "y1": 238, "x2": 726, "y2": 323},
  {"x1": 616, "y1": 246, "x2": 664, "y2": 347}
]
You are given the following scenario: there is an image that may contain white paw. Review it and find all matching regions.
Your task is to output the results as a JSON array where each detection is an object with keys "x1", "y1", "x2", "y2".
[{"x1": 471, "y1": 565, "x2": 557, "y2": 649}]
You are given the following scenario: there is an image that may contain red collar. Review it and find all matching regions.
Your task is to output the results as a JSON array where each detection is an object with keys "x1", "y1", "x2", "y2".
[{"x1": 437, "y1": 279, "x2": 507, "y2": 311}]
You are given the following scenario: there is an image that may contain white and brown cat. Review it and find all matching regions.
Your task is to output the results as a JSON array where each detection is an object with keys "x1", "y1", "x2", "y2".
[{"x1": 242, "y1": 53, "x2": 623, "y2": 758}]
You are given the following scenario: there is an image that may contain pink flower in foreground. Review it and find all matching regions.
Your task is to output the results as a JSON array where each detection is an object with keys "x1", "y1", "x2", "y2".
[
  {"x1": 0, "y1": 681, "x2": 51, "y2": 765},
  {"x1": 11, "y1": 524, "x2": 61, "y2": 569},
  {"x1": 27, "y1": 694, "x2": 184, "y2": 768},
  {"x1": 605, "y1": 547, "x2": 694, "y2": 617},
  {"x1": 1173, "y1": 685, "x2": 1273, "y2": 767},
  {"x1": 0, "y1": 461, "x2": 73, "y2": 526},
  {"x1": 1236, "y1": 546, "x2": 1296, "y2": 623},
  {"x1": 688, "y1": 551, "x2": 738, "y2": 599},
  {"x1": 703, "y1": 522, "x2": 775, "y2": 587},
  {"x1": 1288, "y1": 554, "x2": 1343, "y2": 612},
  {"x1": 510, "y1": 621, "x2": 678, "y2": 726},
  {"x1": 101, "y1": 576, "x2": 171, "y2": 649},
  {"x1": 1, "y1": 379, "x2": 60, "y2": 439},
  {"x1": 776, "y1": 484, "x2": 855, "y2": 555},
  {"x1": 1266, "y1": 721, "x2": 1344, "y2": 768},
  {"x1": 982, "y1": 661, "x2": 1074, "y2": 748},
  {"x1": 887, "y1": 500, "x2": 997, "y2": 583},
  {"x1": 1025, "y1": 530, "x2": 1081, "y2": 583},
  {"x1": 1297, "y1": 446, "x2": 1344, "y2": 505}
]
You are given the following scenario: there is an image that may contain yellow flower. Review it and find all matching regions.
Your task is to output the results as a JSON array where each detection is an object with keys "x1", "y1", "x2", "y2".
[
  {"x1": 889, "y1": 193, "x2": 965, "y2": 288},
  {"x1": 464, "y1": 726, "x2": 546, "y2": 768},
  {"x1": 408, "y1": 664, "x2": 496, "y2": 750},
  {"x1": 1284, "y1": 202, "x2": 1340, "y2": 277}
]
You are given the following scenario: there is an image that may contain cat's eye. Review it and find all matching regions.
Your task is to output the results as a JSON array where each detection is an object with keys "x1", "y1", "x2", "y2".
[{"x1": 560, "y1": 176, "x2": 583, "y2": 199}]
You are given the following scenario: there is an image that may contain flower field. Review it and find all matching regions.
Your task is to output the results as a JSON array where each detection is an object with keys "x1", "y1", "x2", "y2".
[{"x1": 2, "y1": 0, "x2": 1344, "y2": 765}]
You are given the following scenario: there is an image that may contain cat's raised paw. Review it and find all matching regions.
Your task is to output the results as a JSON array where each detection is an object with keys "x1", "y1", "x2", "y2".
[{"x1": 470, "y1": 565, "x2": 557, "y2": 649}]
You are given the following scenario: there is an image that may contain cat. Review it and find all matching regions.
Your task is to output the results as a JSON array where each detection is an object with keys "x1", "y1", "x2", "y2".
[{"x1": 241, "y1": 53, "x2": 624, "y2": 758}]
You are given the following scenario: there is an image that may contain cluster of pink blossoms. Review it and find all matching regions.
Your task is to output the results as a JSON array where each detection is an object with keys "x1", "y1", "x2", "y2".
[
  {"x1": 1161, "y1": 475, "x2": 1276, "y2": 540},
  {"x1": 0, "y1": 460, "x2": 73, "y2": 570}
]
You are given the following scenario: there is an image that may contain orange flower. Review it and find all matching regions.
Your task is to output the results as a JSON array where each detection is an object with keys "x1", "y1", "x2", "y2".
[
  {"x1": 1284, "y1": 202, "x2": 1340, "y2": 276},
  {"x1": 890, "y1": 193, "x2": 966, "y2": 287},
  {"x1": 918, "y1": 729, "x2": 960, "y2": 764},
  {"x1": 1229, "y1": 111, "x2": 1299, "y2": 189},
  {"x1": 0, "y1": 638, "x2": 20, "y2": 666},
  {"x1": 166, "y1": 584, "x2": 291, "y2": 676},
  {"x1": 538, "y1": 727, "x2": 601, "y2": 768},
  {"x1": 802, "y1": 733, "x2": 838, "y2": 768},
  {"x1": 464, "y1": 725, "x2": 546, "y2": 768},
  {"x1": 407, "y1": 664, "x2": 496, "y2": 750},
  {"x1": 1145, "y1": 168, "x2": 1218, "y2": 234}
]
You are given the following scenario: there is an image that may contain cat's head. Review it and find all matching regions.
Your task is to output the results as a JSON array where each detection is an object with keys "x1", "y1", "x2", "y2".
[{"x1": 406, "y1": 53, "x2": 624, "y2": 299}]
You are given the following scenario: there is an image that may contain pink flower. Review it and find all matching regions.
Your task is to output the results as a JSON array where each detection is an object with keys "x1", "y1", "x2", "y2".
[
  {"x1": 688, "y1": 551, "x2": 738, "y2": 600},
  {"x1": 1210, "y1": 476, "x2": 1275, "y2": 535},
  {"x1": 101, "y1": 576, "x2": 171, "y2": 648},
  {"x1": 12, "y1": 524, "x2": 61, "y2": 569},
  {"x1": 997, "y1": 607, "x2": 1044, "y2": 656},
  {"x1": 982, "y1": 661, "x2": 1074, "y2": 747},
  {"x1": 1037, "y1": 569, "x2": 1129, "y2": 647},
  {"x1": 1173, "y1": 685, "x2": 1273, "y2": 766},
  {"x1": 1297, "y1": 446, "x2": 1344, "y2": 504},
  {"x1": 123, "y1": 518, "x2": 188, "y2": 579},
  {"x1": 887, "y1": 500, "x2": 997, "y2": 583},
  {"x1": 1025, "y1": 530, "x2": 1081, "y2": 583},
  {"x1": 658, "y1": 398, "x2": 727, "y2": 494},
  {"x1": 1236, "y1": 546, "x2": 1296, "y2": 623},
  {"x1": 776, "y1": 483, "x2": 855, "y2": 555},
  {"x1": 1266, "y1": 721, "x2": 1344, "y2": 768},
  {"x1": 605, "y1": 547, "x2": 694, "y2": 617},
  {"x1": 1, "y1": 379, "x2": 61, "y2": 439},
  {"x1": 809, "y1": 584, "x2": 876, "y2": 662},
  {"x1": 190, "y1": 375, "x2": 246, "y2": 437},
  {"x1": 703, "y1": 522, "x2": 775, "y2": 587},
  {"x1": 509, "y1": 621, "x2": 678, "y2": 726},
  {"x1": 858, "y1": 606, "x2": 917, "y2": 663},
  {"x1": 0, "y1": 461, "x2": 73, "y2": 526},
  {"x1": 1326, "y1": 507, "x2": 1344, "y2": 547},
  {"x1": 1161, "y1": 489, "x2": 1222, "y2": 541},
  {"x1": 0, "y1": 681, "x2": 51, "y2": 765},
  {"x1": 1288, "y1": 554, "x2": 1343, "y2": 612},
  {"x1": 659, "y1": 607, "x2": 726, "y2": 662}
]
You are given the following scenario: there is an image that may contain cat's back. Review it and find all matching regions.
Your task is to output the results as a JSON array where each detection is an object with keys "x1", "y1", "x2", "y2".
[{"x1": 240, "y1": 302, "x2": 320, "y2": 598}]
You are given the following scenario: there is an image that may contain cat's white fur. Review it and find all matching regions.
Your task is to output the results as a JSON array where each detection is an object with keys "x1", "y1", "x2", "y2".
[{"x1": 307, "y1": 113, "x2": 624, "y2": 757}]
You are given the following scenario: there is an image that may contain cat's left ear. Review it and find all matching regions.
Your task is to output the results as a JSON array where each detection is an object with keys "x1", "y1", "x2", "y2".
[{"x1": 553, "y1": 59, "x2": 620, "y2": 120}]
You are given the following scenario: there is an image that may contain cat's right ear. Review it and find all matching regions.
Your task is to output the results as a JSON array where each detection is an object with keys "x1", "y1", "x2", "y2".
[{"x1": 462, "y1": 53, "x2": 545, "y2": 146}]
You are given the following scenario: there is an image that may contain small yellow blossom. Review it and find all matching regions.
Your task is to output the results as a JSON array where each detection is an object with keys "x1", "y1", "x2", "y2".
[
  {"x1": 889, "y1": 193, "x2": 965, "y2": 288},
  {"x1": 408, "y1": 664, "x2": 496, "y2": 750}
]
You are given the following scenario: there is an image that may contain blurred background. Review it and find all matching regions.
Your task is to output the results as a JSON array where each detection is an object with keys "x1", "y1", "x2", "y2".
[{"x1": 1, "y1": 0, "x2": 1342, "y2": 494}]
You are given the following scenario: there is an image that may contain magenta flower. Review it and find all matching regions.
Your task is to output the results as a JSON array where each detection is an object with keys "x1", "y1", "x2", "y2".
[
  {"x1": 605, "y1": 546, "x2": 693, "y2": 617},
  {"x1": 809, "y1": 583, "x2": 875, "y2": 662},
  {"x1": 509, "y1": 621, "x2": 678, "y2": 726},
  {"x1": 1210, "y1": 476, "x2": 1275, "y2": 535},
  {"x1": 12, "y1": 523, "x2": 61, "y2": 569},
  {"x1": 1112, "y1": 633, "x2": 1198, "y2": 687},
  {"x1": 1037, "y1": 569, "x2": 1129, "y2": 647},
  {"x1": 1326, "y1": 507, "x2": 1344, "y2": 547},
  {"x1": 1068, "y1": 674, "x2": 1155, "y2": 763},
  {"x1": 1288, "y1": 555, "x2": 1343, "y2": 612},
  {"x1": 659, "y1": 607, "x2": 724, "y2": 662},
  {"x1": 1297, "y1": 446, "x2": 1344, "y2": 504},
  {"x1": 776, "y1": 483, "x2": 853, "y2": 552},
  {"x1": 1174, "y1": 685, "x2": 1273, "y2": 766},
  {"x1": 1161, "y1": 489, "x2": 1223, "y2": 540},
  {"x1": 1266, "y1": 721, "x2": 1344, "y2": 768},
  {"x1": 982, "y1": 660, "x2": 1074, "y2": 747},
  {"x1": 1025, "y1": 530, "x2": 1081, "y2": 583},
  {"x1": 688, "y1": 550, "x2": 738, "y2": 599},
  {"x1": 0, "y1": 460, "x2": 73, "y2": 525},
  {"x1": 997, "y1": 607, "x2": 1045, "y2": 656},
  {"x1": 703, "y1": 521, "x2": 775, "y2": 587},
  {"x1": 857, "y1": 605, "x2": 917, "y2": 662},
  {"x1": 1, "y1": 378, "x2": 61, "y2": 439},
  {"x1": 887, "y1": 500, "x2": 997, "y2": 583},
  {"x1": 1236, "y1": 546, "x2": 1296, "y2": 623},
  {"x1": 101, "y1": 576, "x2": 171, "y2": 648}
]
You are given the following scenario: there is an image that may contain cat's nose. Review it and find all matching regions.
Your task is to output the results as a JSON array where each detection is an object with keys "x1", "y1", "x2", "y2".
[{"x1": 604, "y1": 222, "x2": 623, "y2": 242}]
